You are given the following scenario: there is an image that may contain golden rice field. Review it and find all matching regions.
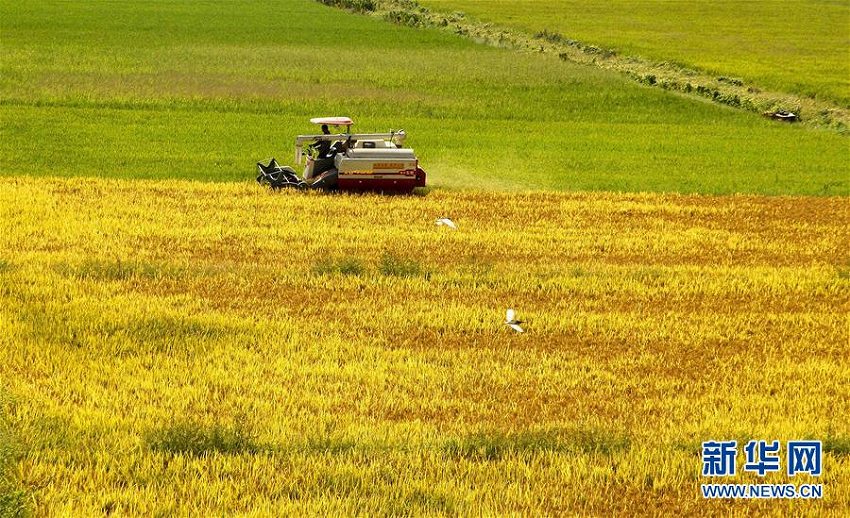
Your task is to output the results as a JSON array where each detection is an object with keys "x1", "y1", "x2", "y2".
[{"x1": 0, "y1": 177, "x2": 848, "y2": 515}]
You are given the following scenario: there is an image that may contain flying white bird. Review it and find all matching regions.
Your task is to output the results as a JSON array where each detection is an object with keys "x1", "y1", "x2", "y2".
[
  {"x1": 505, "y1": 308, "x2": 525, "y2": 333},
  {"x1": 435, "y1": 217, "x2": 457, "y2": 230}
]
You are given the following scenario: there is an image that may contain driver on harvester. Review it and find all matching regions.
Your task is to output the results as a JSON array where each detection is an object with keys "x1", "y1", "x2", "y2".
[
  {"x1": 311, "y1": 124, "x2": 332, "y2": 158},
  {"x1": 305, "y1": 124, "x2": 340, "y2": 188}
]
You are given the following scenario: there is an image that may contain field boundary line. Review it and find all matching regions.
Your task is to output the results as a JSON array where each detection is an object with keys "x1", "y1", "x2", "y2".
[{"x1": 317, "y1": 0, "x2": 849, "y2": 132}]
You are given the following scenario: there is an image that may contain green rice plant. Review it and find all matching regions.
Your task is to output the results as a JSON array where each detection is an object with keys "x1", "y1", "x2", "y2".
[
  {"x1": 824, "y1": 435, "x2": 850, "y2": 456},
  {"x1": 442, "y1": 429, "x2": 567, "y2": 461},
  {"x1": 378, "y1": 252, "x2": 426, "y2": 278},
  {"x1": 145, "y1": 418, "x2": 262, "y2": 457},
  {"x1": 313, "y1": 256, "x2": 367, "y2": 276}
]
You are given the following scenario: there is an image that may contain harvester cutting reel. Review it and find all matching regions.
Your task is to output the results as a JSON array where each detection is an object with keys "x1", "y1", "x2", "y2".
[{"x1": 256, "y1": 158, "x2": 308, "y2": 190}]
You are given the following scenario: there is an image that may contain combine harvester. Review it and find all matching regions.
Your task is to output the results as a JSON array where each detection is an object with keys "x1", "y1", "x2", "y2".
[{"x1": 257, "y1": 117, "x2": 427, "y2": 192}]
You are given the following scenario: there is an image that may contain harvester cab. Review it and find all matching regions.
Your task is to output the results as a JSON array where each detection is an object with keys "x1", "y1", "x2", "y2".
[{"x1": 257, "y1": 117, "x2": 426, "y2": 192}]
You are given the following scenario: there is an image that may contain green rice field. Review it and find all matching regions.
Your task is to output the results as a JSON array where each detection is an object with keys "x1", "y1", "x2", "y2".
[
  {"x1": 1, "y1": 0, "x2": 847, "y2": 194},
  {"x1": 421, "y1": 0, "x2": 850, "y2": 107}
]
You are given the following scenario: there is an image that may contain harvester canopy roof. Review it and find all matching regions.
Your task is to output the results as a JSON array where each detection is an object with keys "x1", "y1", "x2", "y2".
[{"x1": 310, "y1": 117, "x2": 353, "y2": 126}]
